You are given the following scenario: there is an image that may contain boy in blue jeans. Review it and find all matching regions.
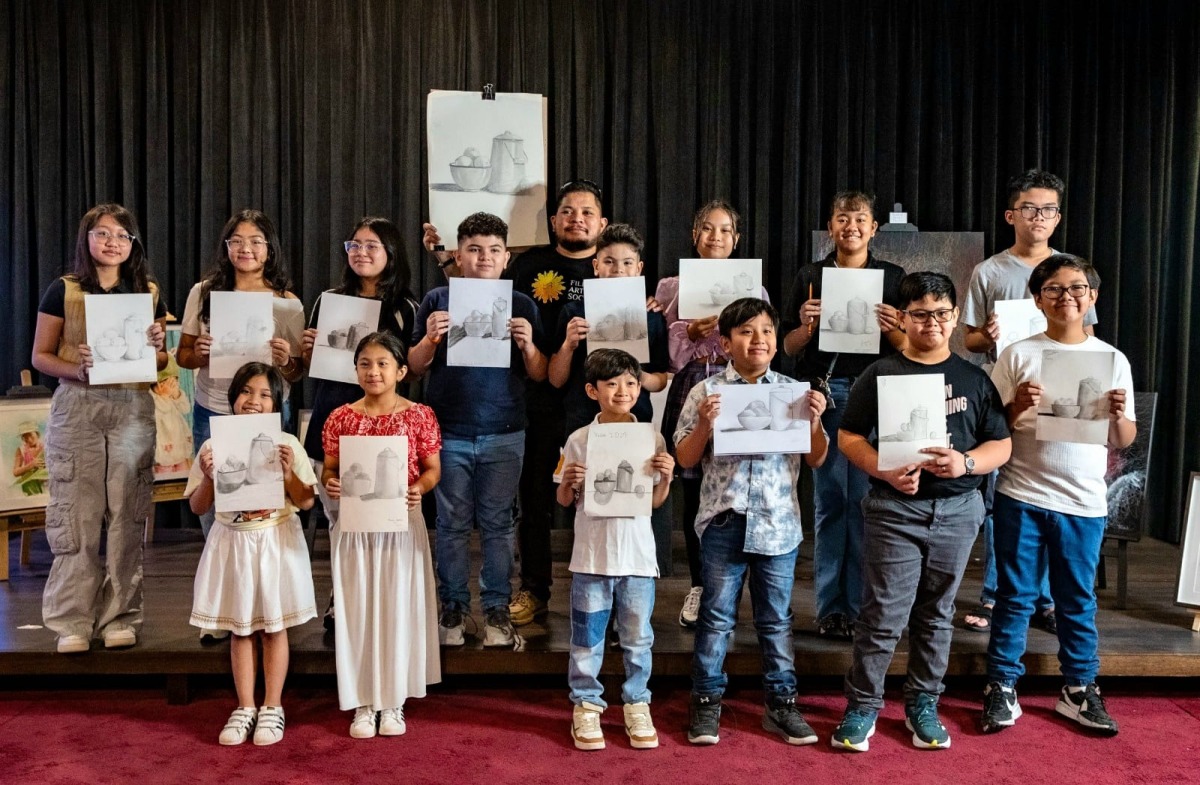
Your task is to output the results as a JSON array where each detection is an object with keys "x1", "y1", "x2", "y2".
[
  {"x1": 409, "y1": 212, "x2": 548, "y2": 648},
  {"x1": 981, "y1": 254, "x2": 1135, "y2": 735},
  {"x1": 675, "y1": 298, "x2": 829, "y2": 746},
  {"x1": 831, "y1": 272, "x2": 1011, "y2": 752},
  {"x1": 558, "y1": 349, "x2": 674, "y2": 751}
]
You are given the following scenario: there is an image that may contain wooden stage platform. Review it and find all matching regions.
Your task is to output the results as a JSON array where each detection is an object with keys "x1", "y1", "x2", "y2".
[{"x1": 4, "y1": 525, "x2": 1199, "y2": 702}]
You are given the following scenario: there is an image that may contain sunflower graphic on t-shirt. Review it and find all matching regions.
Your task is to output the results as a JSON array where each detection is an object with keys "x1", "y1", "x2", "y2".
[{"x1": 531, "y1": 271, "x2": 566, "y2": 304}]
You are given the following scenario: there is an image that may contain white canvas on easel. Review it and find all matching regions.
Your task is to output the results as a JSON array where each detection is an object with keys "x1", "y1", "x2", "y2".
[
  {"x1": 209, "y1": 291, "x2": 274, "y2": 379},
  {"x1": 84, "y1": 293, "x2": 157, "y2": 385},
  {"x1": 427, "y1": 90, "x2": 549, "y2": 248},
  {"x1": 447, "y1": 278, "x2": 514, "y2": 368},
  {"x1": 993, "y1": 299, "x2": 1047, "y2": 356},
  {"x1": 309, "y1": 293, "x2": 382, "y2": 384},
  {"x1": 877, "y1": 374, "x2": 948, "y2": 471},
  {"x1": 338, "y1": 435, "x2": 409, "y2": 533},
  {"x1": 677, "y1": 259, "x2": 763, "y2": 320},
  {"x1": 818, "y1": 267, "x2": 885, "y2": 355},
  {"x1": 583, "y1": 277, "x2": 649, "y2": 362}
]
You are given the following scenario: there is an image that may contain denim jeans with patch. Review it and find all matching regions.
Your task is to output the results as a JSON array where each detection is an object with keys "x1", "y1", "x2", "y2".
[{"x1": 568, "y1": 573, "x2": 655, "y2": 708}]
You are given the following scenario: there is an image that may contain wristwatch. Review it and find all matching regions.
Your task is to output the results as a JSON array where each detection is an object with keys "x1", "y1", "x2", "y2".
[{"x1": 963, "y1": 452, "x2": 976, "y2": 476}]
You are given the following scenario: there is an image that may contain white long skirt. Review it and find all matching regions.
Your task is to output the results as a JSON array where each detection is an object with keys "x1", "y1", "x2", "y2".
[
  {"x1": 332, "y1": 506, "x2": 441, "y2": 710},
  {"x1": 190, "y1": 515, "x2": 317, "y2": 635}
]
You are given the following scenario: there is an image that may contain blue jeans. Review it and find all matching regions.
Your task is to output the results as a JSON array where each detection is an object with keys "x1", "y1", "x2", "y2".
[
  {"x1": 812, "y1": 376, "x2": 868, "y2": 621},
  {"x1": 692, "y1": 511, "x2": 797, "y2": 699},
  {"x1": 434, "y1": 431, "x2": 525, "y2": 612},
  {"x1": 987, "y1": 493, "x2": 1105, "y2": 686},
  {"x1": 568, "y1": 574, "x2": 655, "y2": 708},
  {"x1": 980, "y1": 471, "x2": 1053, "y2": 611},
  {"x1": 845, "y1": 489, "x2": 983, "y2": 711}
]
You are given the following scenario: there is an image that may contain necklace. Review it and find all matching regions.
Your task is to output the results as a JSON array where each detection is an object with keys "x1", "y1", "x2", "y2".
[{"x1": 356, "y1": 395, "x2": 402, "y2": 436}]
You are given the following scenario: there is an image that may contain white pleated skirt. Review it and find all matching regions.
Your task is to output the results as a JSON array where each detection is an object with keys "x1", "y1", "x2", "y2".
[
  {"x1": 190, "y1": 515, "x2": 317, "y2": 636},
  {"x1": 332, "y1": 506, "x2": 441, "y2": 711}
]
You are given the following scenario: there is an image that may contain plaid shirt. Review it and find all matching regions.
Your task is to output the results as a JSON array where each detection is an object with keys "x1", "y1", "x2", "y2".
[{"x1": 674, "y1": 364, "x2": 813, "y2": 556}]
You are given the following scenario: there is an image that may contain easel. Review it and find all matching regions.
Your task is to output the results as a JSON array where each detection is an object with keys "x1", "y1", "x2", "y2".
[{"x1": 1193, "y1": 613, "x2": 1200, "y2": 633}]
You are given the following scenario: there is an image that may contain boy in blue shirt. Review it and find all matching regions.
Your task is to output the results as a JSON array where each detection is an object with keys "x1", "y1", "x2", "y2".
[
  {"x1": 675, "y1": 298, "x2": 829, "y2": 746},
  {"x1": 409, "y1": 212, "x2": 548, "y2": 648}
]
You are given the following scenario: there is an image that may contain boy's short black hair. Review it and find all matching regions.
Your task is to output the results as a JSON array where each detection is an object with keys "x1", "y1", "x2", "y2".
[
  {"x1": 556, "y1": 179, "x2": 604, "y2": 211},
  {"x1": 1006, "y1": 169, "x2": 1066, "y2": 209},
  {"x1": 829, "y1": 190, "x2": 876, "y2": 218},
  {"x1": 227, "y1": 362, "x2": 285, "y2": 413},
  {"x1": 457, "y1": 212, "x2": 508, "y2": 244},
  {"x1": 899, "y1": 271, "x2": 957, "y2": 309},
  {"x1": 1029, "y1": 253, "x2": 1101, "y2": 294},
  {"x1": 595, "y1": 223, "x2": 644, "y2": 256},
  {"x1": 584, "y1": 348, "x2": 642, "y2": 386},
  {"x1": 718, "y1": 298, "x2": 779, "y2": 337}
]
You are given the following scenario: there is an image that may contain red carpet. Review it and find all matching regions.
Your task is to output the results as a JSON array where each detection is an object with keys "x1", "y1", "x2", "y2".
[{"x1": 3, "y1": 685, "x2": 1198, "y2": 784}]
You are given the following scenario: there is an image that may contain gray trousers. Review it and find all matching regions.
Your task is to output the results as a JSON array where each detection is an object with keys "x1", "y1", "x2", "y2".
[
  {"x1": 42, "y1": 384, "x2": 155, "y2": 639},
  {"x1": 844, "y1": 488, "x2": 984, "y2": 711}
]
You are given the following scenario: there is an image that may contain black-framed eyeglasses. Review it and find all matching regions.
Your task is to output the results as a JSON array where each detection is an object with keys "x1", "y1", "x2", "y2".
[
  {"x1": 1013, "y1": 205, "x2": 1060, "y2": 220},
  {"x1": 904, "y1": 308, "x2": 956, "y2": 324},
  {"x1": 558, "y1": 178, "x2": 603, "y2": 202},
  {"x1": 1039, "y1": 283, "x2": 1091, "y2": 299},
  {"x1": 344, "y1": 241, "x2": 384, "y2": 254}
]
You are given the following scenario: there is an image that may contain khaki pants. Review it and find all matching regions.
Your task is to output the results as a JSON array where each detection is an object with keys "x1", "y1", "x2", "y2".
[{"x1": 42, "y1": 383, "x2": 155, "y2": 639}]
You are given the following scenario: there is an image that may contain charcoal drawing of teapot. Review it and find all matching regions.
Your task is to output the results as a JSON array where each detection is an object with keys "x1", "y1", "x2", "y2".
[{"x1": 485, "y1": 131, "x2": 528, "y2": 194}]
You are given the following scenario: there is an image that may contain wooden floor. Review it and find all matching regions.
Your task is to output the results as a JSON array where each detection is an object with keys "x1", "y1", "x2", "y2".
[{"x1": 4, "y1": 524, "x2": 1199, "y2": 701}]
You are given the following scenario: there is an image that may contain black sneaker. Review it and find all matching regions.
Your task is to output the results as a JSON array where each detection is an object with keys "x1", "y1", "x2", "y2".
[
  {"x1": 980, "y1": 681, "x2": 1022, "y2": 733},
  {"x1": 762, "y1": 694, "x2": 818, "y2": 745},
  {"x1": 817, "y1": 612, "x2": 852, "y2": 640},
  {"x1": 688, "y1": 693, "x2": 722, "y2": 745},
  {"x1": 1055, "y1": 684, "x2": 1119, "y2": 735}
]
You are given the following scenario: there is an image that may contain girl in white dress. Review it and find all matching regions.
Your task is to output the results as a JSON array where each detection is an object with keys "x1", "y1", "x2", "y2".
[
  {"x1": 186, "y1": 362, "x2": 317, "y2": 746},
  {"x1": 322, "y1": 332, "x2": 441, "y2": 739}
]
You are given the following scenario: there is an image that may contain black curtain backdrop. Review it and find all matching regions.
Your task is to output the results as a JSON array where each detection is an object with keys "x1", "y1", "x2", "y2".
[{"x1": 2, "y1": 1, "x2": 1198, "y2": 540}]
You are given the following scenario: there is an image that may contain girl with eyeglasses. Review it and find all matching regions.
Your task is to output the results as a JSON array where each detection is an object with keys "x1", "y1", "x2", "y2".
[
  {"x1": 177, "y1": 210, "x2": 305, "y2": 559},
  {"x1": 31, "y1": 203, "x2": 169, "y2": 654}
]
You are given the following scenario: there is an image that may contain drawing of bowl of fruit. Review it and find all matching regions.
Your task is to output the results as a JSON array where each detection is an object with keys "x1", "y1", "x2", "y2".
[
  {"x1": 450, "y1": 148, "x2": 491, "y2": 191},
  {"x1": 737, "y1": 401, "x2": 772, "y2": 430},
  {"x1": 1052, "y1": 399, "x2": 1081, "y2": 418},
  {"x1": 593, "y1": 470, "x2": 617, "y2": 504},
  {"x1": 216, "y1": 455, "x2": 248, "y2": 493},
  {"x1": 463, "y1": 310, "x2": 490, "y2": 337},
  {"x1": 95, "y1": 329, "x2": 128, "y2": 361},
  {"x1": 710, "y1": 284, "x2": 736, "y2": 306}
]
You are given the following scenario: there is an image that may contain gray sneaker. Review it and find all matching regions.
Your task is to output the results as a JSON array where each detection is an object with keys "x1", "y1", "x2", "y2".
[
  {"x1": 763, "y1": 694, "x2": 818, "y2": 745},
  {"x1": 688, "y1": 693, "x2": 722, "y2": 745},
  {"x1": 438, "y1": 607, "x2": 465, "y2": 647},
  {"x1": 483, "y1": 607, "x2": 516, "y2": 647}
]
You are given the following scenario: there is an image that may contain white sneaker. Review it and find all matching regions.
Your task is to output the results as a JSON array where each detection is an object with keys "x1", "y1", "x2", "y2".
[
  {"x1": 56, "y1": 634, "x2": 90, "y2": 654},
  {"x1": 379, "y1": 706, "x2": 407, "y2": 736},
  {"x1": 624, "y1": 702, "x2": 659, "y2": 749},
  {"x1": 679, "y1": 586, "x2": 703, "y2": 628},
  {"x1": 219, "y1": 707, "x2": 257, "y2": 745},
  {"x1": 253, "y1": 706, "x2": 285, "y2": 746},
  {"x1": 103, "y1": 628, "x2": 137, "y2": 649},
  {"x1": 483, "y1": 608, "x2": 516, "y2": 648},
  {"x1": 572, "y1": 702, "x2": 605, "y2": 751},
  {"x1": 200, "y1": 628, "x2": 231, "y2": 642},
  {"x1": 438, "y1": 608, "x2": 466, "y2": 647},
  {"x1": 350, "y1": 706, "x2": 378, "y2": 739}
]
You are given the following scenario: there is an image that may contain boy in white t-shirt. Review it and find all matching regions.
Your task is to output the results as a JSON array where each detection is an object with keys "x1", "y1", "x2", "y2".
[
  {"x1": 981, "y1": 254, "x2": 1136, "y2": 736},
  {"x1": 558, "y1": 349, "x2": 675, "y2": 752}
]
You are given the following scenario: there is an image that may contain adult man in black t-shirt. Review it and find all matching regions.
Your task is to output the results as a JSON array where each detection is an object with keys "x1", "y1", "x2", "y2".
[{"x1": 423, "y1": 180, "x2": 608, "y2": 625}]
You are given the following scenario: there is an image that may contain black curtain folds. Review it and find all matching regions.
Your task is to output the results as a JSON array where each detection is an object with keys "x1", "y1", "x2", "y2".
[{"x1": 2, "y1": 1, "x2": 1198, "y2": 540}]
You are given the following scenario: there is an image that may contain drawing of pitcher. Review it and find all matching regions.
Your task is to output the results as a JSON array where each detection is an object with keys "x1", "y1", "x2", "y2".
[
  {"x1": 847, "y1": 297, "x2": 869, "y2": 334},
  {"x1": 122, "y1": 314, "x2": 144, "y2": 360},
  {"x1": 374, "y1": 447, "x2": 403, "y2": 499},
  {"x1": 490, "y1": 297, "x2": 508, "y2": 339},
  {"x1": 486, "y1": 130, "x2": 527, "y2": 194},
  {"x1": 616, "y1": 460, "x2": 634, "y2": 493},
  {"x1": 899, "y1": 405, "x2": 929, "y2": 441},
  {"x1": 1077, "y1": 377, "x2": 1104, "y2": 419},
  {"x1": 246, "y1": 433, "x2": 278, "y2": 483},
  {"x1": 246, "y1": 315, "x2": 271, "y2": 349},
  {"x1": 769, "y1": 388, "x2": 795, "y2": 431}
]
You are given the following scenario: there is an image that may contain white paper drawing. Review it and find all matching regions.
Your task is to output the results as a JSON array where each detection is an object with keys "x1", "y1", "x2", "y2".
[
  {"x1": 338, "y1": 435, "x2": 410, "y2": 533},
  {"x1": 583, "y1": 277, "x2": 649, "y2": 362},
  {"x1": 818, "y1": 267, "x2": 885, "y2": 355},
  {"x1": 84, "y1": 293, "x2": 157, "y2": 385},
  {"x1": 677, "y1": 259, "x2": 764, "y2": 319},
  {"x1": 210, "y1": 413, "x2": 285, "y2": 513},
  {"x1": 1035, "y1": 349, "x2": 1115, "y2": 445},
  {"x1": 447, "y1": 278, "x2": 514, "y2": 368},
  {"x1": 209, "y1": 291, "x2": 274, "y2": 379},
  {"x1": 583, "y1": 422, "x2": 656, "y2": 518},
  {"x1": 309, "y1": 294, "x2": 382, "y2": 385},
  {"x1": 712, "y1": 382, "x2": 812, "y2": 456},
  {"x1": 877, "y1": 374, "x2": 948, "y2": 471},
  {"x1": 427, "y1": 90, "x2": 549, "y2": 248},
  {"x1": 993, "y1": 299, "x2": 1047, "y2": 357}
]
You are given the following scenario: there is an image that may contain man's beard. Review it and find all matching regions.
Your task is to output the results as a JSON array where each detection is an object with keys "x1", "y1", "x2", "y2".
[{"x1": 557, "y1": 236, "x2": 594, "y2": 254}]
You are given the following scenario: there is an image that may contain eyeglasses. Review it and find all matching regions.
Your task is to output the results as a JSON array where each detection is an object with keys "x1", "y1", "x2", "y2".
[
  {"x1": 89, "y1": 229, "x2": 135, "y2": 245},
  {"x1": 904, "y1": 308, "x2": 956, "y2": 324},
  {"x1": 225, "y1": 238, "x2": 269, "y2": 250},
  {"x1": 1039, "y1": 283, "x2": 1091, "y2": 299},
  {"x1": 558, "y1": 178, "x2": 603, "y2": 202},
  {"x1": 344, "y1": 241, "x2": 384, "y2": 254},
  {"x1": 1013, "y1": 205, "x2": 1060, "y2": 220}
]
